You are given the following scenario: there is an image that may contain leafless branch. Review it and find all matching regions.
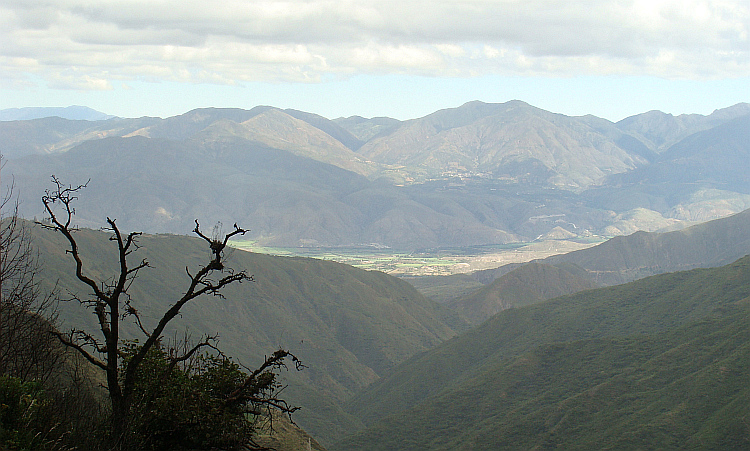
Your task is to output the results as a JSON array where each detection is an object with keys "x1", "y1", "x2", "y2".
[{"x1": 50, "y1": 329, "x2": 106, "y2": 372}]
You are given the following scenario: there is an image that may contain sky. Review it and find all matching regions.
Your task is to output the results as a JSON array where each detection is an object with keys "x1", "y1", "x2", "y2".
[{"x1": 1, "y1": 0, "x2": 748, "y2": 122}]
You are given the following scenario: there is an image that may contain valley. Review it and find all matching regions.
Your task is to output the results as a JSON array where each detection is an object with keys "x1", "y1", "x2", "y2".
[
  {"x1": 229, "y1": 237, "x2": 603, "y2": 276},
  {"x1": 2, "y1": 100, "x2": 750, "y2": 449}
]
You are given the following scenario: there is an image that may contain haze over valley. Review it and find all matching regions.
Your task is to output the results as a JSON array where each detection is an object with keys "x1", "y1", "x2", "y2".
[
  {"x1": 2, "y1": 99, "x2": 750, "y2": 448},
  {"x1": 4, "y1": 100, "x2": 750, "y2": 259},
  {"x1": 2, "y1": 0, "x2": 749, "y2": 447}
]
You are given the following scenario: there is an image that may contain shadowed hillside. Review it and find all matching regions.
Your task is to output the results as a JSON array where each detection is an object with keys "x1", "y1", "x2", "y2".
[
  {"x1": 336, "y1": 255, "x2": 750, "y2": 449},
  {"x1": 449, "y1": 261, "x2": 597, "y2": 324},
  {"x1": 468, "y1": 206, "x2": 750, "y2": 287},
  {"x1": 30, "y1": 222, "x2": 465, "y2": 444},
  {"x1": 543, "y1": 206, "x2": 750, "y2": 285}
]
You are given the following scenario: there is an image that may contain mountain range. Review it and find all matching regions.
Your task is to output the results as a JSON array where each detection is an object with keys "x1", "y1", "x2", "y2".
[
  {"x1": 30, "y1": 197, "x2": 750, "y2": 447},
  {"x1": 0, "y1": 106, "x2": 115, "y2": 122},
  {"x1": 3, "y1": 101, "x2": 750, "y2": 249},
  {"x1": 6, "y1": 99, "x2": 750, "y2": 449}
]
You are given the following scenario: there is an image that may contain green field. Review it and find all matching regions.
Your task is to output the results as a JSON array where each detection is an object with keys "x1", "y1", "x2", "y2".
[{"x1": 228, "y1": 239, "x2": 604, "y2": 276}]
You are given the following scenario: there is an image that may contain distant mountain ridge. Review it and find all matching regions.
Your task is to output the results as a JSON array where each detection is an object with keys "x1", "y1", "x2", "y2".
[
  {"x1": 0, "y1": 105, "x2": 115, "y2": 121},
  {"x1": 615, "y1": 103, "x2": 750, "y2": 152},
  {"x1": 356, "y1": 100, "x2": 650, "y2": 189},
  {"x1": 3, "y1": 100, "x2": 749, "y2": 248}
]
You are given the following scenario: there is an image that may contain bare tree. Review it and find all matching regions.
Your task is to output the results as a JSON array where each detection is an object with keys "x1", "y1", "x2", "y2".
[
  {"x1": 0, "y1": 180, "x2": 61, "y2": 382},
  {"x1": 38, "y1": 176, "x2": 299, "y2": 448}
]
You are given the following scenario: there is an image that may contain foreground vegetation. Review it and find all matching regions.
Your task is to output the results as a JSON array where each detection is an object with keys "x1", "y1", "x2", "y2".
[
  {"x1": 1, "y1": 181, "x2": 304, "y2": 450},
  {"x1": 24, "y1": 219, "x2": 464, "y2": 446}
]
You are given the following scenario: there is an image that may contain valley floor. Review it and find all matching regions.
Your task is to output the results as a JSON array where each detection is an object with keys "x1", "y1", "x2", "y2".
[{"x1": 230, "y1": 237, "x2": 604, "y2": 276}]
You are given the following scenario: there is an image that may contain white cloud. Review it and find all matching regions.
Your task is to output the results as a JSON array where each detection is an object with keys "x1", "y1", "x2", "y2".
[
  {"x1": 48, "y1": 72, "x2": 113, "y2": 90},
  {"x1": 1, "y1": 0, "x2": 747, "y2": 90},
  {"x1": 483, "y1": 45, "x2": 501, "y2": 59},
  {"x1": 436, "y1": 44, "x2": 466, "y2": 58}
]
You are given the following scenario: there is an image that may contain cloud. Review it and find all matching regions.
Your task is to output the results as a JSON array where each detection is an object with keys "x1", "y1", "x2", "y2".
[
  {"x1": 48, "y1": 72, "x2": 113, "y2": 90},
  {"x1": 1, "y1": 0, "x2": 747, "y2": 89}
]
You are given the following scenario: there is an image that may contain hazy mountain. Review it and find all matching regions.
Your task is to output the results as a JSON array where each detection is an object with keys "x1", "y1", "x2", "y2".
[
  {"x1": 333, "y1": 116, "x2": 401, "y2": 142},
  {"x1": 337, "y1": 255, "x2": 750, "y2": 449},
  {"x1": 7, "y1": 135, "x2": 531, "y2": 248},
  {"x1": 0, "y1": 106, "x2": 377, "y2": 177},
  {"x1": 207, "y1": 108, "x2": 377, "y2": 176},
  {"x1": 644, "y1": 114, "x2": 750, "y2": 195},
  {"x1": 0, "y1": 106, "x2": 115, "y2": 121},
  {"x1": 31, "y1": 222, "x2": 465, "y2": 444},
  {"x1": 575, "y1": 114, "x2": 658, "y2": 162},
  {"x1": 0, "y1": 115, "x2": 162, "y2": 158},
  {"x1": 615, "y1": 102, "x2": 750, "y2": 152},
  {"x1": 585, "y1": 114, "x2": 750, "y2": 220},
  {"x1": 466, "y1": 206, "x2": 750, "y2": 288},
  {"x1": 4, "y1": 101, "x2": 750, "y2": 248},
  {"x1": 284, "y1": 109, "x2": 364, "y2": 151},
  {"x1": 0, "y1": 117, "x2": 107, "y2": 159},
  {"x1": 6, "y1": 135, "x2": 373, "y2": 241},
  {"x1": 448, "y1": 261, "x2": 597, "y2": 324},
  {"x1": 357, "y1": 100, "x2": 649, "y2": 189}
]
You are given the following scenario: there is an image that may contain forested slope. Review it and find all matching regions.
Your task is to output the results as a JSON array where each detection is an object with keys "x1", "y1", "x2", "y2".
[{"x1": 338, "y1": 255, "x2": 750, "y2": 449}]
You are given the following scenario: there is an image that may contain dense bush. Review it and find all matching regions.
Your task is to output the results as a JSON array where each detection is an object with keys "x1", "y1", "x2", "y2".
[{"x1": 121, "y1": 341, "x2": 290, "y2": 451}]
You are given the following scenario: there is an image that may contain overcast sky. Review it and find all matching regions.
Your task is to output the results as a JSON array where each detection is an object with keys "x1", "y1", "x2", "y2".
[{"x1": 1, "y1": 0, "x2": 748, "y2": 121}]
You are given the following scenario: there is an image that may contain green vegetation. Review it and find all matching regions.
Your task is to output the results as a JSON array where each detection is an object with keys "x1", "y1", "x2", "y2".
[
  {"x1": 336, "y1": 255, "x2": 750, "y2": 449},
  {"x1": 4, "y1": 101, "x2": 750, "y2": 448},
  {"x1": 0, "y1": 376, "x2": 50, "y2": 450},
  {"x1": 32, "y1": 179, "x2": 305, "y2": 450},
  {"x1": 449, "y1": 261, "x2": 598, "y2": 324},
  {"x1": 343, "y1": 308, "x2": 750, "y2": 449},
  {"x1": 229, "y1": 238, "x2": 565, "y2": 276},
  {"x1": 29, "y1": 221, "x2": 464, "y2": 445},
  {"x1": 118, "y1": 341, "x2": 293, "y2": 451}
]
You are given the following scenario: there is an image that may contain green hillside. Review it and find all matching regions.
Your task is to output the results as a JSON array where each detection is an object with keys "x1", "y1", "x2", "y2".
[
  {"x1": 465, "y1": 206, "x2": 750, "y2": 288},
  {"x1": 30, "y1": 222, "x2": 464, "y2": 444},
  {"x1": 337, "y1": 255, "x2": 750, "y2": 448},
  {"x1": 544, "y1": 206, "x2": 750, "y2": 285},
  {"x1": 449, "y1": 261, "x2": 597, "y2": 324}
]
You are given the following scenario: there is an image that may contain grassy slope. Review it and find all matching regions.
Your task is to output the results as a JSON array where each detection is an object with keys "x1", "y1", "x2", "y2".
[
  {"x1": 338, "y1": 255, "x2": 750, "y2": 449},
  {"x1": 30, "y1": 223, "x2": 464, "y2": 445},
  {"x1": 449, "y1": 261, "x2": 598, "y2": 324}
]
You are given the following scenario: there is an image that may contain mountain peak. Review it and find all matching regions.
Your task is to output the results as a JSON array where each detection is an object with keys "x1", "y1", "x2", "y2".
[{"x1": 0, "y1": 105, "x2": 115, "y2": 121}]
